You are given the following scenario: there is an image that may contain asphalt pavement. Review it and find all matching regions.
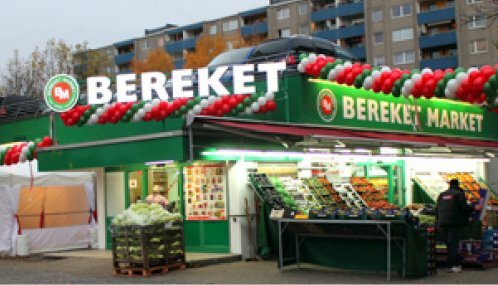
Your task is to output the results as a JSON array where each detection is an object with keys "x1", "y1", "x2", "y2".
[{"x1": 1, "y1": 255, "x2": 497, "y2": 284}]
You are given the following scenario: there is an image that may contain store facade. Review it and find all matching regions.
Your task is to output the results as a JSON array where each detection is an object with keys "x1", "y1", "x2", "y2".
[{"x1": 1, "y1": 69, "x2": 498, "y2": 262}]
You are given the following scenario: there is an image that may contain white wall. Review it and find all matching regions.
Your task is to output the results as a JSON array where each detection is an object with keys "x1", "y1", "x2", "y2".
[
  {"x1": 227, "y1": 160, "x2": 257, "y2": 255},
  {"x1": 105, "y1": 172, "x2": 125, "y2": 217}
]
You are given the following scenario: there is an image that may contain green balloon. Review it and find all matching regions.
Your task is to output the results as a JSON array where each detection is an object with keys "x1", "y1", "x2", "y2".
[
  {"x1": 354, "y1": 77, "x2": 363, "y2": 88},
  {"x1": 320, "y1": 67, "x2": 329, "y2": 79},
  {"x1": 243, "y1": 98, "x2": 252, "y2": 106},
  {"x1": 489, "y1": 75, "x2": 498, "y2": 89},
  {"x1": 131, "y1": 104, "x2": 140, "y2": 112},
  {"x1": 236, "y1": 103, "x2": 245, "y2": 111},
  {"x1": 180, "y1": 106, "x2": 188, "y2": 114},
  {"x1": 186, "y1": 100, "x2": 195, "y2": 108},
  {"x1": 362, "y1": 69, "x2": 371, "y2": 77},
  {"x1": 392, "y1": 88, "x2": 401, "y2": 97},
  {"x1": 299, "y1": 53, "x2": 308, "y2": 61},
  {"x1": 173, "y1": 110, "x2": 180, "y2": 117},
  {"x1": 83, "y1": 110, "x2": 91, "y2": 117},
  {"x1": 410, "y1": 69, "x2": 420, "y2": 75},
  {"x1": 125, "y1": 110, "x2": 133, "y2": 117},
  {"x1": 483, "y1": 82, "x2": 493, "y2": 96},
  {"x1": 90, "y1": 105, "x2": 98, "y2": 112},
  {"x1": 194, "y1": 97, "x2": 202, "y2": 104},
  {"x1": 250, "y1": 93, "x2": 259, "y2": 101},
  {"x1": 455, "y1": 68, "x2": 465, "y2": 74},
  {"x1": 77, "y1": 120, "x2": 85, "y2": 127},
  {"x1": 229, "y1": 109, "x2": 238, "y2": 116},
  {"x1": 401, "y1": 74, "x2": 410, "y2": 81}
]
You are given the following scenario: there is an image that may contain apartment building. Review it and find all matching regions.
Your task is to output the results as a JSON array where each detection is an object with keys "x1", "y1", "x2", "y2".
[{"x1": 75, "y1": 0, "x2": 496, "y2": 80}]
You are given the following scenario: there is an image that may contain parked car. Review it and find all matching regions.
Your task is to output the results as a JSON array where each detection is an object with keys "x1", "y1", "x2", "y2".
[
  {"x1": 199, "y1": 46, "x2": 255, "y2": 84},
  {"x1": 246, "y1": 34, "x2": 357, "y2": 67}
]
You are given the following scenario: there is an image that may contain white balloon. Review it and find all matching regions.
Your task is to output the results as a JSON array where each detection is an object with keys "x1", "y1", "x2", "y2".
[
  {"x1": 96, "y1": 107, "x2": 104, "y2": 116},
  {"x1": 21, "y1": 147, "x2": 29, "y2": 155},
  {"x1": 187, "y1": 110, "x2": 194, "y2": 117},
  {"x1": 300, "y1": 58, "x2": 309, "y2": 68},
  {"x1": 401, "y1": 86, "x2": 408, "y2": 96},
  {"x1": 445, "y1": 87, "x2": 456, "y2": 99},
  {"x1": 19, "y1": 154, "x2": 26, "y2": 163},
  {"x1": 251, "y1": 102, "x2": 260, "y2": 112},
  {"x1": 131, "y1": 116, "x2": 140, "y2": 122},
  {"x1": 411, "y1": 74, "x2": 422, "y2": 82},
  {"x1": 200, "y1": 99, "x2": 209, "y2": 108},
  {"x1": 144, "y1": 103, "x2": 153, "y2": 112},
  {"x1": 467, "y1": 67, "x2": 478, "y2": 74},
  {"x1": 318, "y1": 54, "x2": 326, "y2": 59},
  {"x1": 403, "y1": 79, "x2": 414, "y2": 91},
  {"x1": 335, "y1": 65, "x2": 345, "y2": 74},
  {"x1": 265, "y1": 92, "x2": 275, "y2": 101},
  {"x1": 308, "y1": 53, "x2": 317, "y2": 63},
  {"x1": 421, "y1": 68, "x2": 432, "y2": 74},
  {"x1": 363, "y1": 76, "x2": 373, "y2": 90},
  {"x1": 381, "y1": 66, "x2": 391, "y2": 73},
  {"x1": 257, "y1": 97, "x2": 267, "y2": 106},
  {"x1": 456, "y1": 73, "x2": 468, "y2": 84},
  {"x1": 343, "y1": 62, "x2": 353, "y2": 68},
  {"x1": 371, "y1": 70, "x2": 381, "y2": 79},
  {"x1": 137, "y1": 109, "x2": 146, "y2": 118},
  {"x1": 494, "y1": 97, "x2": 498, "y2": 105},
  {"x1": 297, "y1": 63, "x2": 305, "y2": 73},
  {"x1": 90, "y1": 114, "x2": 98, "y2": 122},
  {"x1": 245, "y1": 107, "x2": 253, "y2": 115},
  {"x1": 193, "y1": 105, "x2": 202, "y2": 114},
  {"x1": 152, "y1": 99, "x2": 160, "y2": 106},
  {"x1": 28, "y1": 142, "x2": 34, "y2": 148},
  {"x1": 447, "y1": 79, "x2": 458, "y2": 93},
  {"x1": 328, "y1": 69, "x2": 337, "y2": 80},
  {"x1": 208, "y1": 96, "x2": 217, "y2": 104},
  {"x1": 103, "y1": 103, "x2": 110, "y2": 110}
]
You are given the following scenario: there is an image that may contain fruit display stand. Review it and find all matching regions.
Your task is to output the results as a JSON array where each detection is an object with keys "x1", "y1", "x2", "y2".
[
  {"x1": 350, "y1": 177, "x2": 398, "y2": 210},
  {"x1": 249, "y1": 173, "x2": 428, "y2": 279}
]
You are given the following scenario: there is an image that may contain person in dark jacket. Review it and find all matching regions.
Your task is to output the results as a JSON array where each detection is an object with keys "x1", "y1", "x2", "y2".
[{"x1": 436, "y1": 179, "x2": 482, "y2": 273}]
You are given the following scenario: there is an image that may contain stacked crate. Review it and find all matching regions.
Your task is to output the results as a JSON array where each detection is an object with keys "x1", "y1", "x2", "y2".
[
  {"x1": 111, "y1": 223, "x2": 186, "y2": 277},
  {"x1": 248, "y1": 173, "x2": 285, "y2": 209},
  {"x1": 425, "y1": 227, "x2": 437, "y2": 276}
]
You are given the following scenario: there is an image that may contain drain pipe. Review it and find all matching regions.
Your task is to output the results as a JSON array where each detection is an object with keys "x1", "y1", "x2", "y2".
[{"x1": 49, "y1": 112, "x2": 56, "y2": 145}]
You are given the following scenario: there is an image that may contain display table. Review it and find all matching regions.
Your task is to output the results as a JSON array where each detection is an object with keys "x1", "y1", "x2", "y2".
[{"x1": 276, "y1": 218, "x2": 424, "y2": 281}]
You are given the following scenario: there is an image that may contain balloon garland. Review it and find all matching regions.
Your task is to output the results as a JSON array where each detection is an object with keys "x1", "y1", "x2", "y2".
[
  {"x1": 297, "y1": 53, "x2": 498, "y2": 113},
  {"x1": 0, "y1": 136, "x2": 53, "y2": 166},
  {"x1": 60, "y1": 93, "x2": 278, "y2": 127}
]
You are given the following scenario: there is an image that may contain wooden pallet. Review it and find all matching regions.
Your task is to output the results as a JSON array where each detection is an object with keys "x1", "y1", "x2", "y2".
[
  {"x1": 112, "y1": 265, "x2": 168, "y2": 277},
  {"x1": 166, "y1": 262, "x2": 187, "y2": 271}
]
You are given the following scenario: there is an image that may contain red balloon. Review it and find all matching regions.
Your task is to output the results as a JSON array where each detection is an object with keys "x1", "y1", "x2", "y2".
[
  {"x1": 213, "y1": 99, "x2": 223, "y2": 110},
  {"x1": 422, "y1": 73, "x2": 433, "y2": 82},
  {"x1": 221, "y1": 104, "x2": 230, "y2": 114},
  {"x1": 216, "y1": 110, "x2": 223, "y2": 116},
  {"x1": 228, "y1": 97, "x2": 238, "y2": 108},
  {"x1": 345, "y1": 73, "x2": 355, "y2": 85},
  {"x1": 42, "y1": 136, "x2": 53, "y2": 147},
  {"x1": 460, "y1": 78, "x2": 470, "y2": 93},
  {"x1": 305, "y1": 63, "x2": 314, "y2": 75},
  {"x1": 380, "y1": 71, "x2": 390, "y2": 82},
  {"x1": 482, "y1": 67, "x2": 494, "y2": 80},
  {"x1": 382, "y1": 79, "x2": 393, "y2": 94},
  {"x1": 207, "y1": 105, "x2": 217, "y2": 115},
  {"x1": 363, "y1": 64, "x2": 372, "y2": 70},
  {"x1": 444, "y1": 68, "x2": 454, "y2": 74},
  {"x1": 372, "y1": 79, "x2": 382, "y2": 93},
  {"x1": 159, "y1": 101, "x2": 169, "y2": 110},
  {"x1": 266, "y1": 100, "x2": 277, "y2": 111},
  {"x1": 472, "y1": 76, "x2": 485, "y2": 94}
]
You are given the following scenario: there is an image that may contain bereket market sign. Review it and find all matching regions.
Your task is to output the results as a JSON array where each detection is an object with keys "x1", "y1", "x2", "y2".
[{"x1": 305, "y1": 81, "x2": 498, "y2": 141}]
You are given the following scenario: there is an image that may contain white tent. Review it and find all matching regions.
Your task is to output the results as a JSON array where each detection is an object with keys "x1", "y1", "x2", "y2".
[{"x1": 0, "y1": 169, "x2": 96, "y2": 256}]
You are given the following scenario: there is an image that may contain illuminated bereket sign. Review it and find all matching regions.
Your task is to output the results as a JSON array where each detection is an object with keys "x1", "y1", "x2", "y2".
[{"x1": 87, "y1": 62, "x2": 287, "y2": 105}]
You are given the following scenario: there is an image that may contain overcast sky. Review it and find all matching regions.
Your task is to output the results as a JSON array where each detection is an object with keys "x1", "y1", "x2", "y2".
[{"x1": 0, "y1": 0, "x2": 268, "y2": 71}]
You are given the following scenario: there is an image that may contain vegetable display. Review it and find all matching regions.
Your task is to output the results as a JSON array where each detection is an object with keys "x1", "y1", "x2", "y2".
[{"x1": 111, "y1": 202, "x2": 182, "y2": 226}]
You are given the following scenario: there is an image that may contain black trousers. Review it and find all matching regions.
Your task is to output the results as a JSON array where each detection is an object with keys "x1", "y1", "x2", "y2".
[{"x1": 440, "y1": 225, "x2": 462, "y2": 268}]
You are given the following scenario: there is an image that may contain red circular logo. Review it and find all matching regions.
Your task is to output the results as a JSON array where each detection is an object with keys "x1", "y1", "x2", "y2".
[
  {"x1": 320, "y1": 96, "x2": 334, "y2": 115},
  {"x1": 51, "y1": 82, "x2": 72, "y2": 104}
]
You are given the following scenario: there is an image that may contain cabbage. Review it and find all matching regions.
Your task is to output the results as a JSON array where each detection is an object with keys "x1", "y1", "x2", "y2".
[{"x1": 111, "y1": 201, "x2": 183, "y2": 226}]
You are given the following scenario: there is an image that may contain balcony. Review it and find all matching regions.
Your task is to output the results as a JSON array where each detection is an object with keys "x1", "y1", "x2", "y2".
[
  {"x1": 349, "y1": 46, "x2": 366, "y2": 60},
  {"x1": 239, "y1": 6, "x2": 267, "y2": 17},
  {"x1": 113, "y1": 39, "x2": 134, "y2": 48},
  {"x1": 419, "y1": 31, "x2": 457, "y2": 49},
  {"x1": 241, "y1": 22, "x2": 268, "y2": 36},
  {"x1": 174, "y1": 59, "x2": 184, "y2": 69},
  {"x1": 417, "y1": 7, "x2": 455, "y2": 25},
  {"x1": 165, "y1": 38, "x2": 197, "y2": 53},
  {"x1": 314, "y1": 23, "x2": 365, "y2": 41},
  {"x1": 420, "y1": 56, "x2": 458, "y2": 70},
  {"x1": 114, "y1": 52, "x2": 135, "y2": 65},
  {"x1": 311, "y1": 1, "x2": 364, "y2": 22}
]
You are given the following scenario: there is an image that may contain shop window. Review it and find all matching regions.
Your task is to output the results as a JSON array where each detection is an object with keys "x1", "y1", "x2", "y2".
[
  {"x1": 373, "y1": 32, "x2": 383, "y2": 45},
  {"x1": 467, "y1": 15, "x2": 486, "y2": 29},
  {"x1": 391, "y1": 4, "x2": 411, "y2": 19},
  {"x1": 148, "y1": 166, "x2": 180, "y2": 213},
  {"x1": 277, "y1": 8, "x2": 290, "y2": 20},
  {"x1": 392, "y1": 28, "x2": 413, "y2": 42},
  {"x1": 128, "y1": 171, "x2": 143, "y2": 204},
  {"x1": 469, "y1": 39, "x2": 488, "y2": 54},
  {"x1": 394, "y1": 50, "x2": 415, "y2": 65},
  {"x1": 371, "y1": 10, "x2": 383, "y2": 22}
]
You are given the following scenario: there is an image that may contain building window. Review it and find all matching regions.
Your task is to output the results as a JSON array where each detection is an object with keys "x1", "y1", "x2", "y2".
[
  {"x1": 277, "y1": 8, "x2": 290, "y2": 20},
  {"x1": 469, "y1": 39, "x2": 488, "y2": 54},
  {"x1": 394, "y1": 51, "x2": 415, "y2": 65},
  {"x1": 468, "y1": 15, "x2": 486, "y2": 29},
  {"x1": 467, "y1": 0, "x2": 483, "y2": 3},
  {"x1": 373, "y1": 55, "x2": 385, "y2": 66},
  {"x1": 222, "y1": 20, "x2": 239, "y2": 32},
  {"x1": 391, "y1": 4, "x2": 411, "y2": 18},
  {"x1": 279, "y1": 28, "x2": 291, "y2": 37},
  {"x1": 299, "y1": 25, "x2": 309, "y2": 34},
  {"x1": 392, "y1": 28, "x2": 414, "y2": 42},
  {"x1": 158, "y1": 38, "x2": 164, "y2": 47},
  {"x1": 143, "y1": 41, "x2": 150, "y2": 50},
  {"x1": 209, "y1": 25, "x2": 217, "y2": 35},
  {"x1": 299, "y1": 3, "x2": 308, "y2": 15},
  {"x1": 372, "y1": 10, "x2": 383, "y2": 22},
  {"x1": 374, "y1": 32, "x2": 383, "y2": 45}
]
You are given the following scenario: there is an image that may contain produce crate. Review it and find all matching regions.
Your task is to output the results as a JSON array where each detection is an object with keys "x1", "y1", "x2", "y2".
[{"x1": 111, "y1": 222, "x2": 186, "y2": 276}]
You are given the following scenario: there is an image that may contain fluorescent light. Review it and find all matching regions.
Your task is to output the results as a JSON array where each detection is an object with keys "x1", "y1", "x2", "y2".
[
  {"x1": 353, "y1": 148, "x2": 370, "y2": 154},
  {"x1": 380, "y1": 147, "x2": 400, "y2": 155},
  {"x1": 145, "y1": 160, "x2": 174, "y2": 166}
]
